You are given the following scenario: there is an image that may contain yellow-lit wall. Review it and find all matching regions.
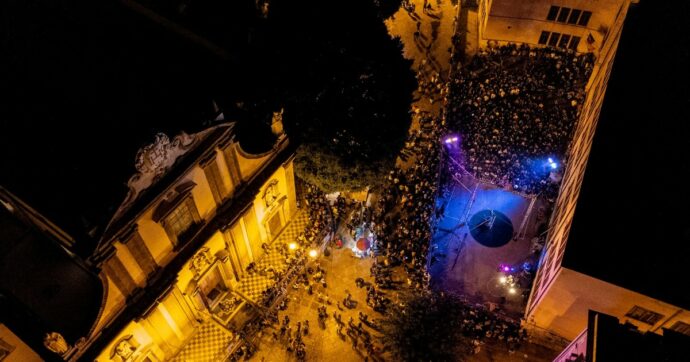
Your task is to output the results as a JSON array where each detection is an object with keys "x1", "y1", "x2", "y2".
[
  {"x1": 93, "y1": 274, "x2": 126, "y2": 334},
  {"x1": 137, "y1": 209, "x2": 174, "y2": 266},
  {"x1": 216, "y1": 149, "x2": 236, "y2": 197},
  {"x1": 235, "y1": 145, "x2": 272, "y2": 183},
  {"x1": 528, "y1": 268, "x2": 690, "y2": 340},
  {"x1": 176, "y1": 230, "x2": 227, "y2": 292},
  {"x1": 0, "y1": 324, "x2": 42, "y2": 362},
  {"x1": 88, "y1": 126, "x2": 296, "y2": 361},
  {"x1": 526, "y1": 0, "x2": 634, "y2": 319},
  {"x1": 114, "y1": 241, "x2": 147, "y2": 287},
  {"x1": 186, "y1": 166, "x2": 217, "y2": 220},
  {"x1": 479, "y1": 0, "x2": 630, "y2": 54},
  {"x1": 93, "y1": 282, "x2": 203, "y2": 362}
]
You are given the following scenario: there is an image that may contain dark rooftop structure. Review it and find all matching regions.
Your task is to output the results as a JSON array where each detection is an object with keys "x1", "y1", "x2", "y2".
[
  {"x1": 562, "y1": 0, "x2": 690, "y2": 310},
  {"x1": 0, "y1": 187, "x2": 103, "y2": 361},
  {"x1": 0, "y1": 0, "x2": 235, "y2": 257},
  {"x1": 584, "y1": 310, "x2": 689, "y2": 362}
]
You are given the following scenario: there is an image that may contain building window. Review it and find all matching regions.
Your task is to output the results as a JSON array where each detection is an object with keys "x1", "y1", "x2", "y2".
[
  {"x1": 548, "y1": 32, "x2": 561, "y2": 47},
  {"x1": 547, "y1": 6, "x2": 559, "y2": 21},
  {"x1": 568, "y1": 9, "x2": 582, "y2": 24},
  {"x1": 557, "y1": 7, "x2": 571, "y2": 23},
  {"x1": 163, "y1": 197, "x2": 200, "y2": 244},
  {"x1": 569, "y1": 36, "x2": 581, "y2": 50},
  {"x1": 670, "y1": 321, "x2": 690, "y2": 336},
  {"x1": 578, "y1": 11, "x2": 592, "y2": 26},
  {"x1": 538, "y1": 31, "x2": 550, "y2": 45},
  {"x1": 558, "y1": 34, "x2": 571, "y2": 48},
  {"x1": 625, "y1": 306, "x2": 664, "y2": 325}
]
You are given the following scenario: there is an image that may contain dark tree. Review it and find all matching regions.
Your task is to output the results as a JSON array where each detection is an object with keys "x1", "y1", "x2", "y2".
[
  {"x1": 372, "y1": 0, "x2": 404, "y2": 19},
  {"x1": 229, "y1": 0, "x2": 416, "y2": 192},
  {"x1": 380, "y1": 291, "x2": 473, "y2": 362}
]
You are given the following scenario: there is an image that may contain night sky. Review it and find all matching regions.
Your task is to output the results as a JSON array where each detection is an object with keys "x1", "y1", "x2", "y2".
[
  {"x1": 1, "y1": 0, "x2": 689, "y2": 275},
  {"x1": 1, "y1": 0, "x2": 228, "y2": 250}
]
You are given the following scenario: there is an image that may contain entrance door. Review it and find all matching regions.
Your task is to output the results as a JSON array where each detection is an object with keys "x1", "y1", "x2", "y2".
[{"x1": 267, "y1": 211, "x2": 283, "y2": 240}]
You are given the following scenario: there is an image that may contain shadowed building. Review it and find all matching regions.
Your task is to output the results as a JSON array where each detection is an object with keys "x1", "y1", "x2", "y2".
[
  {"x1": 1, "y1": 113, "x2": 299, "y2": 361},
  {"x1": 553, "y1": 310, "x2": 690, "y2": 362},
  {"x1": 465, "y1": 0, "x2": 690, "y2": 348},
  {"x1": 79, "y1": 118, "x2": 296, "y2": 361},
  {"x1": 0, "y1": 187, "x2": 103, "y2": 361}
]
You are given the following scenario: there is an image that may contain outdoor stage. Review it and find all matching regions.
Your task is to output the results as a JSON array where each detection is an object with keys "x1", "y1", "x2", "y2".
[{"x1": 428, "y1": 176, "x2": 547, "y2": 318}]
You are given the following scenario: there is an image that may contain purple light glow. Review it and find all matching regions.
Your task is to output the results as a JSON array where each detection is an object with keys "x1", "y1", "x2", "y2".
[{"x1": 443, "y1": 135, "x2": 460, "y2": 145}]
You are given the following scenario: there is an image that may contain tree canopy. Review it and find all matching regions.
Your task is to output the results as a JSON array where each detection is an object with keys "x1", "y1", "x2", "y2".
[
  {"x1": 71, "y1": 0, "x2": 416, "y2": 193},
  {"x1": 380, "y1": 291, "x2": 473, "y2": 362},
  {"x1": 219, "y1": 0, "x2": 416, "y2": 192}
]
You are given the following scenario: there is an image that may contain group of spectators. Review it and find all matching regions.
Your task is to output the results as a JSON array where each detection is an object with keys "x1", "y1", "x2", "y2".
[
  {"x1": 446, "y1": 43, "x2": 594, "y2": 195},
  {"x1": 458, "y1": 301, "x2": 528, "y2": 355},
  {"x1": 373, "y1": 111, "x2": 444, "y2": 289},
  {"x1": 300, "y1": 183, "x2": 335, "y2": 247}
]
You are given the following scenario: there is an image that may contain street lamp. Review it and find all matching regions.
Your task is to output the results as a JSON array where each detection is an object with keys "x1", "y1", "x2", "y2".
[
  {"x1": 288, "y1": 242, "x2": 297, "y2": 251},
  {"x1": 308, "y1": 249, "x2": 318, "y2": 258}
]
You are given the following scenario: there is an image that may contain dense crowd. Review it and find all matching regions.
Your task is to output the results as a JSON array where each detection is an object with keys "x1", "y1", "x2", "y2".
[
  {"x1": 300, "y1": 183, "x2": 335, "y2": 246},
  {"x1": 447, "y1": 44, "x2": 594, "y2": 195},
  {"x1": 458, "y1": 301, "x2": 527, "y2": 355},
  {"x1": 373, "y1": 110, "x2": 444, "y2": 289}
]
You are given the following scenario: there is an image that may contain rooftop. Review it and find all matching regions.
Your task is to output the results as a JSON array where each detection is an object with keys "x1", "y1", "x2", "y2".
[
  {"x1": 584, "y1": 310, "x2": 689, "y2": 361},
  {"x1": 0, "y1": 0, "x2": 229, "y2": 255},
  {"x1": 562, "y1": 1, "x2": 690, "y2": 310},
  {"x1": 0, "y1": 192, "x2": 102, "y2": 358}
]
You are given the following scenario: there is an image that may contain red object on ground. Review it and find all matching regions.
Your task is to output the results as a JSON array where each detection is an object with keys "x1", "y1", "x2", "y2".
[{"x1": 356, "y1": 238, "x2": 370, "y2": 251}]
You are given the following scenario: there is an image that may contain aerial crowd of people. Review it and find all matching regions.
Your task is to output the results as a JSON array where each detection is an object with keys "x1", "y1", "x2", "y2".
[
  {"x1": 373, "y1": 111, "x2": 443, "y2": 290},
  {"x1": 223, "y1": 23, "x2": 599, "y2": 362},
  {"x1": 446, "y1": 43, "x2": 594, "y2": 195}
]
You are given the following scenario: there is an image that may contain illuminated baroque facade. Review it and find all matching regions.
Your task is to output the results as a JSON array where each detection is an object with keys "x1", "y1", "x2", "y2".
[
  {"x1": 1, "y1": 119, "x2": 297, "y2": 361},
  {"x1": 474, "y1": 0, "x2": 690, "y2": 345},
  {"x1": 82, "y1": 122, "x2": 296, "y2": 361}
]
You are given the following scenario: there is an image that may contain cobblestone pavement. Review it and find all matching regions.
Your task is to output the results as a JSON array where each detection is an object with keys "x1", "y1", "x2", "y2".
[
  {"x1": 249, "y1": 247, "x2": 379, "y2": 362},
  {"x1": 170, "y1": 210, "x2": 310, "y2": 361},
  {"x1": 385, "y1": 0, "x2": 458, "y2": 77},
  {"x1": 236, "y1": 210, "x2": 310, "y2": 302},
  {"x1": 170, "y1": 320, "x2": 233, "y2": 362}
]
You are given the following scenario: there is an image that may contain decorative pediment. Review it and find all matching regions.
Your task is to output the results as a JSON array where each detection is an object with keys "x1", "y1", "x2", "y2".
[
  {"x1": 129, "y1": 132, "x2": 196, "y2": 194},
  {"x1": 111, "y1": 132, "x2": 199, "y2": 222},
  {"x1": 263, "y1": 179, "x2": 280, "y2": 208}
]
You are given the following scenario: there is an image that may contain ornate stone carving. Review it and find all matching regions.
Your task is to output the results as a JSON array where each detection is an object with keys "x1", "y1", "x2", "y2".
[
  {"x1": 108, "y1": 131, "x2": 200, "y2": 224},
  {"x1": 190, "y1": 247, "x2": 214, "y2": 280},
  {"x1": 134, "y1": 132, "x2": 195, "y2": 178},
  {"x1": 263, "y1": 179, "x2": 280, "y2": 207},
  {"x1": 43, "y1": 332, "x2": 69, "y2": 356},
  {"x1": 114, "y1": 339, "x2": 135, "y2": 360},
  {"x1": 271, "y1": 108, "x2": 285, "y2": 137}
]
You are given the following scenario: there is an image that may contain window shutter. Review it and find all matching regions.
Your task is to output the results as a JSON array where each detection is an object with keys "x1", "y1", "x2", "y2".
[
  {"x1": 202, "y1": 154, "x2": 226, "y2": 204},
  {"x1": 124, "y1": 230, "x2": 158, "y2": 278}
]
